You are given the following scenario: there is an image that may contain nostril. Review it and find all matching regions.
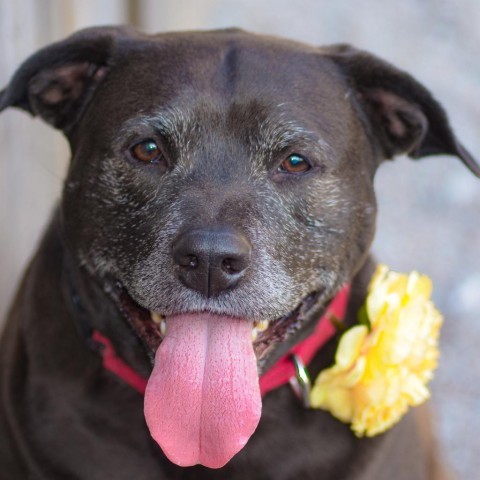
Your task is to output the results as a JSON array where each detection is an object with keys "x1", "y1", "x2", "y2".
[
  {"x1": 221, "y1": 256, "x2": 249, "y2": 275},
  {"x1": 222, "y1": 257, "x2": 239, "y2": 274},
  {"x1": 186, "y1": 255, "x2": 198, "y2": 269},
  {"x1": 176, "y1": 254, "x2": 199, "y2": 269}
]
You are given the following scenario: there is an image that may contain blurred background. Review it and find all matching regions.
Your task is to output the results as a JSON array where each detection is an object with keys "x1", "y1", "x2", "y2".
[{"x1": 0, "y1": 0, "x2": 479, "y2": 477}]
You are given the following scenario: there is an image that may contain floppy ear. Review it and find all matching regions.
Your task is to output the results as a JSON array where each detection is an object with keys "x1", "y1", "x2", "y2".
[
  {"x1": 323, "y1": 44, "x2": 480, "y2": 177},
  {"x1": 0, "y1": 26, "x2": 134, "y2": 131}
]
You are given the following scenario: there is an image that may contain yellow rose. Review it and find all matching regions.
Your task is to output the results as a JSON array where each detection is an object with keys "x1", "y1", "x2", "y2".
[{"x1": 310, "y1": 265, "x2": 443, "y2": 437}]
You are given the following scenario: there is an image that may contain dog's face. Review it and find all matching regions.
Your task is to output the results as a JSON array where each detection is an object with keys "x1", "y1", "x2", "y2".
[
  {"x1": 1, "y1": 27, "x2": 478, "y2": 469},
  {"x1": 62, "y1": 32, "x2": 378, "y2": 363}
]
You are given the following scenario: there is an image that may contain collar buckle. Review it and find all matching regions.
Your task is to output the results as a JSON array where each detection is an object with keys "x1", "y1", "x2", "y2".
[{"x1": 289, "y1": 354, "x2": 312, "y2": 408}]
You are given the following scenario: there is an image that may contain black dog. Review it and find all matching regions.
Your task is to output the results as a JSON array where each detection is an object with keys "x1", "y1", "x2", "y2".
[{"x1": 0, "y1": 27, "x2": 478, "y2": 479}]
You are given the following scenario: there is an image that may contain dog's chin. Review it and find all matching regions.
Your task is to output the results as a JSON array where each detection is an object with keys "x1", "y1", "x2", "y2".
[{"x1": 115, "y1": 286, "x2": 327, "y2": 373}]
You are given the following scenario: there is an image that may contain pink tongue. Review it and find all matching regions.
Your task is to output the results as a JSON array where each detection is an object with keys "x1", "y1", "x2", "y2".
[{"x1": 144, "y1": 314, "x2": 262, "y2": 468}]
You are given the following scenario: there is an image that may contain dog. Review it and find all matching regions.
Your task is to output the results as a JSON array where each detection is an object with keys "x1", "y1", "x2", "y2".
[{"x1": 0, "y1": 26, "x2": 479, "y2": 480}]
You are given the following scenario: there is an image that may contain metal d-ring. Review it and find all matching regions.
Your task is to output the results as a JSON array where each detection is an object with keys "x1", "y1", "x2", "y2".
[{"x1": 289, "y1": 354, "x2": 312, "y2": 408}]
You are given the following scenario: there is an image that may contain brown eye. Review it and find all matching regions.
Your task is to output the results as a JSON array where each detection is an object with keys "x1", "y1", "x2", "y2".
[
  {"x1": 131, "y1": 140, "x2": 162, "y2": 163},
  {"x1": 278, "y1": 154, "x2": 311, "y2": 174}
]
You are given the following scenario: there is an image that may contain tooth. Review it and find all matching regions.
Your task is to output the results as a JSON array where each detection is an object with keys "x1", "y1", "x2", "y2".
[
  {"x1": 256, "y1": 320, "x2": 269, "y2": 332},
  {"x1": 251, "y1": 328, "x2": 258, "y2": 342},
  {"x1": 160, "y1": 319, "x2": 167, "y2": 336},
  {"x1": 150, "y1": 311, "x2": 164, "y2": 324},
  {"x1": 151, "y1": 312, "x2": 167, "y2": 336}
]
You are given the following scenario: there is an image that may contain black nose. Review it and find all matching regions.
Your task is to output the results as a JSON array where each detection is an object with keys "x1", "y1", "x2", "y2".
[{"x1": 172, "y1": 227, "x2": 252, "y2": 298}]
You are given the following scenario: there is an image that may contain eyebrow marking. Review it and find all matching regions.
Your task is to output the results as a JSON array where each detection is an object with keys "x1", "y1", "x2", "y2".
[
  {"x1": 118, "y1": 107, "x2": 197, "y2": 141},
  {"x1": 116, "y1": 106, "x2": 201, "y2": 161},
  {"x1": 252, "y1": 108, "x2": 334, "y2": 164}
]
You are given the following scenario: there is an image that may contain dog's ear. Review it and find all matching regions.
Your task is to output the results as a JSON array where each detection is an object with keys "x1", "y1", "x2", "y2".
[
  {"x1": 0, "y1": 26, "x2": 134, "y2": 131},
  {"x1": 323, "y1": 44, "x2": 480, "y2": 177}
]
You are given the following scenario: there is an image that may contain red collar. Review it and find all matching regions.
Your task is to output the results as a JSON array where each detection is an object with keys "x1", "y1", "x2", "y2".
[{"x1": 92, "y1": 286, "x2": 350, "y2": 399}]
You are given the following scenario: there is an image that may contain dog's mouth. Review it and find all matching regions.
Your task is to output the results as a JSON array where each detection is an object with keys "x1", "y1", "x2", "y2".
[
  {"x1": 116, "y1": 286, "x2": 326, "y2": 469},
  {"x1": 118, "y1": 287, "x2": 324, "y2": 372}
]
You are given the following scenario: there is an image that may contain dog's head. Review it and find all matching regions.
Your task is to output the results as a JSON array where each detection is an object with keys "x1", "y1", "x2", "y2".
[{"x1": 1, "y1": 27, "x2": 478, "y2": 468}]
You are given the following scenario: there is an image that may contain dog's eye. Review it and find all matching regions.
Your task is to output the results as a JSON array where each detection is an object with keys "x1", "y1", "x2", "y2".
[
  {"x1": 131, "y1": 140, "x2": 163, "y2": 164},
  {"x1": 278, "y1": 154, "x2": 311, "y2": 174}
]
